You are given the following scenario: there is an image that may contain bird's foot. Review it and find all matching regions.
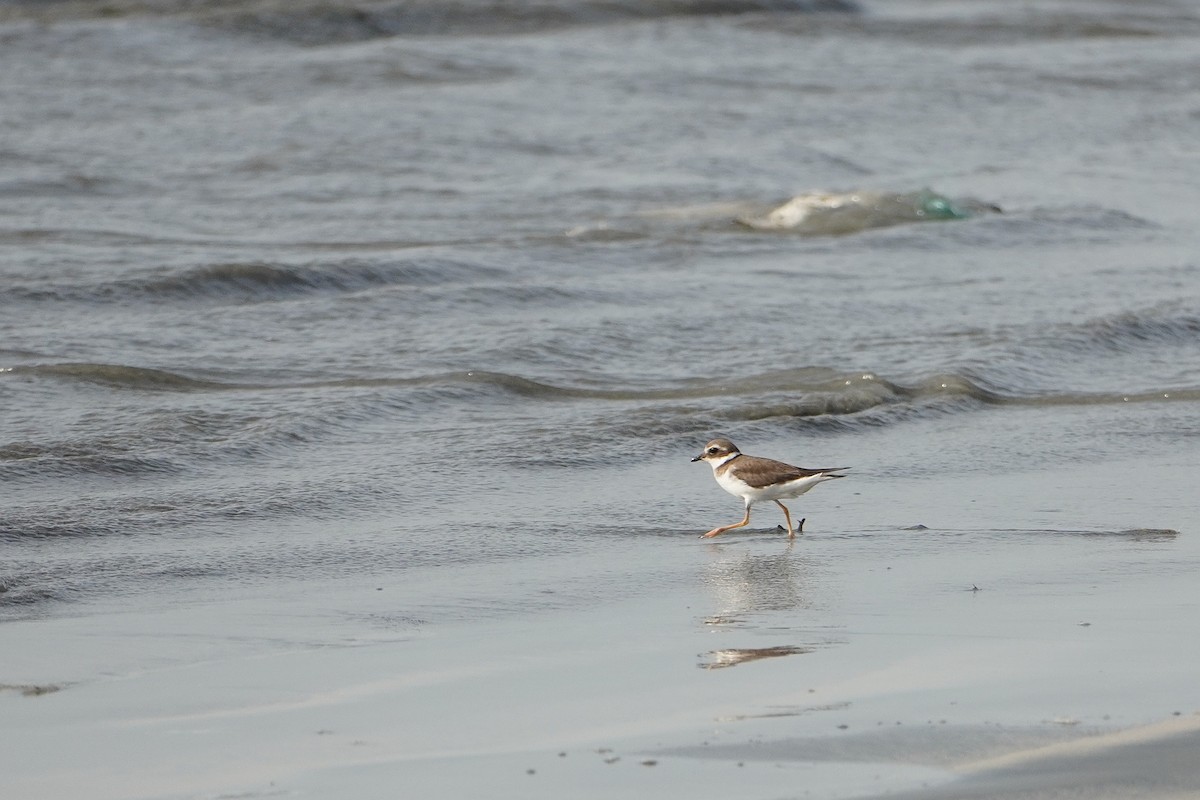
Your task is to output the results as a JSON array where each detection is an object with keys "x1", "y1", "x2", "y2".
[{"x1": 786, "y1": 518, "x2": 806, "y2": 539}]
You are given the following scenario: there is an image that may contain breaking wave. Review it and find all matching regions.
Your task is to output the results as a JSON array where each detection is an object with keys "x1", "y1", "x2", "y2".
[
  {"x1": 735, "y1": 188, "x2": 1002, "y2": 236},
  {"x1": 1048, "y1": 305, "x2": 1200, "y2": 355},
  {"x1": 2, "y1": 258, "x2": 504, "y2": 306},
  {"x1": 7, "y1": 360, "x2": 1197, "y2": 409}
]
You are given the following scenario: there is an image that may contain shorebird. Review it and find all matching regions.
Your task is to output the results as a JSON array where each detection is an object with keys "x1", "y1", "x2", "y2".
[{"x1": 691, "y1": 438, "x2": 846, "y2": 539}]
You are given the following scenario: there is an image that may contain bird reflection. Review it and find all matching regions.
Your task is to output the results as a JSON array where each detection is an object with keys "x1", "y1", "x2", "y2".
[
  {"x1": 698, "y1": 645, "x2": 813, "y2": 670},
  {"x1": 701, "y1": 542, "x2": 812, "y2": 623},
  {"x1": 697, "y1": 543, "x2": 822, "y2": 670}
]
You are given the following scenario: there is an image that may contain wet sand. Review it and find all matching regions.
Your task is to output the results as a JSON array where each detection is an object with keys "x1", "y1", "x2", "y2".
[{"x1": 1, "y1": 449, "x2": 1196, "y2": 799}]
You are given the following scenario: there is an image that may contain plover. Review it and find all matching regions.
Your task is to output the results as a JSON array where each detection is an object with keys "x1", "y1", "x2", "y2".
[{"x1": 691, "y1": 438, "x2": 846, "y2": 539}]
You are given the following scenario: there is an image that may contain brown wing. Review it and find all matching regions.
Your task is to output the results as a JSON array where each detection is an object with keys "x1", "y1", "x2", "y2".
[{"x1": 729, "y1": 456, "x2": 848, "y2": 489}]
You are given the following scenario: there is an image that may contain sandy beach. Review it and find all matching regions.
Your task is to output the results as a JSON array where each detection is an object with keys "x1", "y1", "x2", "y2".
[{"x1": 3, "y1": 449, "x2": 1196, "y2": 800}]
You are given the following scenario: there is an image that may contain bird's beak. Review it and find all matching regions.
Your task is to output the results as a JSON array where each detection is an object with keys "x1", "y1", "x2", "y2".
[{"x1": 690, "y1": 454, "x2": 703, "y2": 462}]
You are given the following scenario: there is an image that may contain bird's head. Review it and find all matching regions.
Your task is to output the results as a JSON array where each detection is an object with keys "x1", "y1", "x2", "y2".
[{"x1": 691, "y1": 438, "x2": 740, "y2": 464}]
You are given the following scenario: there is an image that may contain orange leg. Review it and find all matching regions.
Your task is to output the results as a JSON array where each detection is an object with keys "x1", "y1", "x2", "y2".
[
  {"x1": 702, "y1": 506, "x2": 751, "y2": 539},
  {"x1": 775, "y1": 500, "x2": 797, "y2": 539}
]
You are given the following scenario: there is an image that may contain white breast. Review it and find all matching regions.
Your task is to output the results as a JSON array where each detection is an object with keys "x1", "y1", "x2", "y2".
[{"x1": 715, "y1": 468, "x2": 833, "y2": 504}]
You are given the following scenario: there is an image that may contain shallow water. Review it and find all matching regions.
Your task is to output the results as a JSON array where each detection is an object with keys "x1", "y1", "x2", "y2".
[
  {"x1": 2, "y1": 5, "x2": 1199, "y2": 790},
  {"x1": 4, "y1": 0, "x2": 1199, "y2": 619}
]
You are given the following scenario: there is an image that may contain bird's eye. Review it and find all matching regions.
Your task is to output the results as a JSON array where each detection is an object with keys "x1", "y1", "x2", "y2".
[{"x1": 707, "y1": 447, "x2": 718, "y2": 454}]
